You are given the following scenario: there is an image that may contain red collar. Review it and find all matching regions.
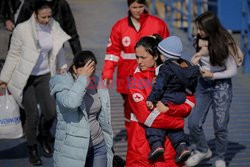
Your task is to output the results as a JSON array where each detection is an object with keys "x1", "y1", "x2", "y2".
[
  {"x1": 128, "y1": 10, "x2": 149, "y2": 29},
  {"x1": 138, "y1": 67, "x2": 155, "y2": 79}
]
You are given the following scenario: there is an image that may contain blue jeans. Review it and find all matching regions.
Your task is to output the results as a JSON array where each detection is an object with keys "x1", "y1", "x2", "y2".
[
  {"x1": 188, "y1": 77, "x2": 232, "y2": 160},
  {"x1": 85, "y1": 140, "x2": 107, "y2": 167}
]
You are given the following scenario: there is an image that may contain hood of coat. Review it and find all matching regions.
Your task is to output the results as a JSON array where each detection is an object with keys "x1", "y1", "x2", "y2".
[{"x1": 49, "y1": 73, "x2": 74, "y2": 97}]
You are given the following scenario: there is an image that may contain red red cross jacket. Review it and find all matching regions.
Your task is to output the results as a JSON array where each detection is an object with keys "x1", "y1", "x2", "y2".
[
  {"x1": 126, "y1": 67, "x2": 195, "y2": 167},
  {"x1": 102, "y1": 11, "x2": 169, "y2": 94}
]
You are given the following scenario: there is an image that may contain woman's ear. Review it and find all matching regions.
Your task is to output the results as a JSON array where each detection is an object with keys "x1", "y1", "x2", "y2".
[
  {"x1": 160, "y1": 55, "x2": 166, "y2": 62},
  {"x1": 34, "y1": 11, "x2": 38, "y2": 20},
  {"x1": 154, "y1": 55, "x2": 158, "y2": 61},
  {"x1": 73, "y1": 65, "x2": 77, "y2": 74}
]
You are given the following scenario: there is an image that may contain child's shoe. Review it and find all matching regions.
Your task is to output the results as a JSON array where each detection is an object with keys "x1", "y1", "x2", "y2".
[
  {"x1": 148, "y1": 146, "x2": 164, "y2": 161},
  {"x1": 175, "y1": 142, "x2": 191, "y2": 163}
]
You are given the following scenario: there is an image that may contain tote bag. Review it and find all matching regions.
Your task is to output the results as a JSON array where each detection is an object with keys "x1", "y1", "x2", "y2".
[{"x1": 0, "y1": 89, "x2": 23, "y2": 139}]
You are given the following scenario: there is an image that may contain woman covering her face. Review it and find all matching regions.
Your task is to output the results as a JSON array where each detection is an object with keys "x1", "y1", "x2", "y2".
[{"x1": 50, "y1": 51, "x2": 113, "y2": 167}]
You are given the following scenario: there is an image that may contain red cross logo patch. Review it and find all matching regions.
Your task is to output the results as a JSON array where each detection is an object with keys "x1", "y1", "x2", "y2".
[
  {"x1": 132, "y1": 93, "x2": 144, "y2": 102},
  {"x1": 122, "y1": 36, "x2": 131, "y2": 47}
]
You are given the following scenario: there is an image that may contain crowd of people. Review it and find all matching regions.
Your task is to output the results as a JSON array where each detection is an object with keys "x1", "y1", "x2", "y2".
[{"x1": 0, "y1": 0, "x2": 243, "y2": 167}]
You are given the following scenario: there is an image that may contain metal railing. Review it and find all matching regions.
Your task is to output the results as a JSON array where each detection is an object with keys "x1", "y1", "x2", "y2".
[
  {"x1": 151, "y1": 0, "x2": 218, "y2": 40},
  {"x1": 241, "y1": 0, "x2": 250, "y2": 73},
  {"x1": 151, "y1": 0, "x2": 193, "y2": 39}
]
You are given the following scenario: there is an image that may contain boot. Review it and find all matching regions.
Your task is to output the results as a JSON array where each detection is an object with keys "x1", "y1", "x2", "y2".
[
  {"x1": 28, "y1": 145, "x2": 42, "y2": 165},
  {"x1": 148, "y1": 146, "x2": 164, "y2": 161},
  {"x1": 37, "y1": 135, "x2": 53, "y2": 157},
  {"x1": 175, "y1": 142, "x2": 191, "y2": 163},
  {"x1": 38, "y1": 116, "x2": 54, "y2": 157}
]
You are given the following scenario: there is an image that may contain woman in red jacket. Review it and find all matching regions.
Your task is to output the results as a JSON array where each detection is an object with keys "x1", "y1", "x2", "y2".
[
  {"x1": 102, "y1": 0, "x2": 169, "y2": 127},
  {"x1": 126, "y1": 35, "x2": 195, "y2": 167}
]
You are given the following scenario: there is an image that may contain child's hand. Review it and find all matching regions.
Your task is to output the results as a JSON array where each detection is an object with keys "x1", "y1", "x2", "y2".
[
  {"x1": 152, "y1": 77, "x2": 156, "y2": 84},
  {"x1": 191, "y1": 53, "x2": 202, "y2": 65},
  {"x1": 201, "y1": 69, "x2": 213, "y2": 78},
  {"x1": 146, "y1": 101, "x2": 154, "y2": 110}
]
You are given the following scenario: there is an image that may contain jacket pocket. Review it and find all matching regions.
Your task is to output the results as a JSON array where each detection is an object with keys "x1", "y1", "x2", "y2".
[
  {"x1": 62, "y1": 125, "x2": 90, "y2": 150},
  {"x1": 66, "y1": 124, "x2": 89, "y2": 137}
]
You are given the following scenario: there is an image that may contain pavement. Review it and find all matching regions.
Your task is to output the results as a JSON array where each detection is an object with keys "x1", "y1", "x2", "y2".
[{"x1": 0, "y1": 0, "x2": 250, "y2": 166}]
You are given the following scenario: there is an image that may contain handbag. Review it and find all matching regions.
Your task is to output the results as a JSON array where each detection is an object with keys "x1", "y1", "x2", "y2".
[{"x1": 0, "y1": 89, "x2": 23, "y2": 139}]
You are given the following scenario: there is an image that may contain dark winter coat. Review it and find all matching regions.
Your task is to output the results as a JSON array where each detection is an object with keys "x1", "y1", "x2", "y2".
[
  {"x1": 147, "y1": 59, "x2": 200, "y2": 105},
  {"x1": 0, "y1": 0, "x2": 21, "y2": 22}
]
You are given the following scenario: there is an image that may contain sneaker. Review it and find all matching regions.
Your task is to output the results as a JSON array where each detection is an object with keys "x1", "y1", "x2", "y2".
[
  {"x1": 148, "y1": 147, "x2": 164, "y2": 161},
  {"x1": 175, "y1": 142, "x2": 191, "y2": 163},
  {"x1": 215, "y1": 160, "x2": 226, "y2": 167},
  {"x1": 185, "y1": 149, "x2": 212, "y2": 167}
]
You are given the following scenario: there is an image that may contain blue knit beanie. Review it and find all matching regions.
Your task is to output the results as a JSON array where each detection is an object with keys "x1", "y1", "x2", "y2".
[{"x1": 157, "y1": 36, "x2": 183, "y2": 59}]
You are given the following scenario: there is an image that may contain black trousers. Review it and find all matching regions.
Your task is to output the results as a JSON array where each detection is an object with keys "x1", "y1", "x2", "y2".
[{"x1": 22, "y1": 73, "x2": 56, "y2": 146}]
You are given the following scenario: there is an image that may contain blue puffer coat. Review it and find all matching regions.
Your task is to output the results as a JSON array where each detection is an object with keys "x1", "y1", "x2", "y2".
[{"x1": 49, "y1": 73, "x2": 113, "y2": 167}]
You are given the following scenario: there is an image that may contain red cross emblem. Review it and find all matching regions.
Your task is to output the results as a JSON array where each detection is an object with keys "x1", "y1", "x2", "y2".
[
  {"x1": 122, "y1": 36, "x2": 131, "y2": 47},
  {"x1": 132, "y1": 93, "x2": 144, "y2": 102}
]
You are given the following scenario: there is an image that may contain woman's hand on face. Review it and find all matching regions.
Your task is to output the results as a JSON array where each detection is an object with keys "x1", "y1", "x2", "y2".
[
  {"x1": 78, "y1": 60, "x2": 95, "y2": 77},
  {"x1": 156, "y1": 101, "x2": 169, "y2": 113},
  {"x1": 201, "y1": 69, "x2": 213, "y2": 78}
]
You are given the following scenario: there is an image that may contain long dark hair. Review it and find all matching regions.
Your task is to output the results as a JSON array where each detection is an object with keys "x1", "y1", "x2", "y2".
[
  {"x1": 69, "y1": 50, "x2": 97, "y2": 79},
  {"x1": 127, "y1": 0, "x2": 146, "y2": 6},
  {"x1": 195, "y1": 11, "x2": 237, "y2": 66},
  {"x1": 135, "y1": 34, "x2": 163, "y2": 66},
  {"x1": 34, "y1": 0, "x2": 52, "y2": 15}
]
